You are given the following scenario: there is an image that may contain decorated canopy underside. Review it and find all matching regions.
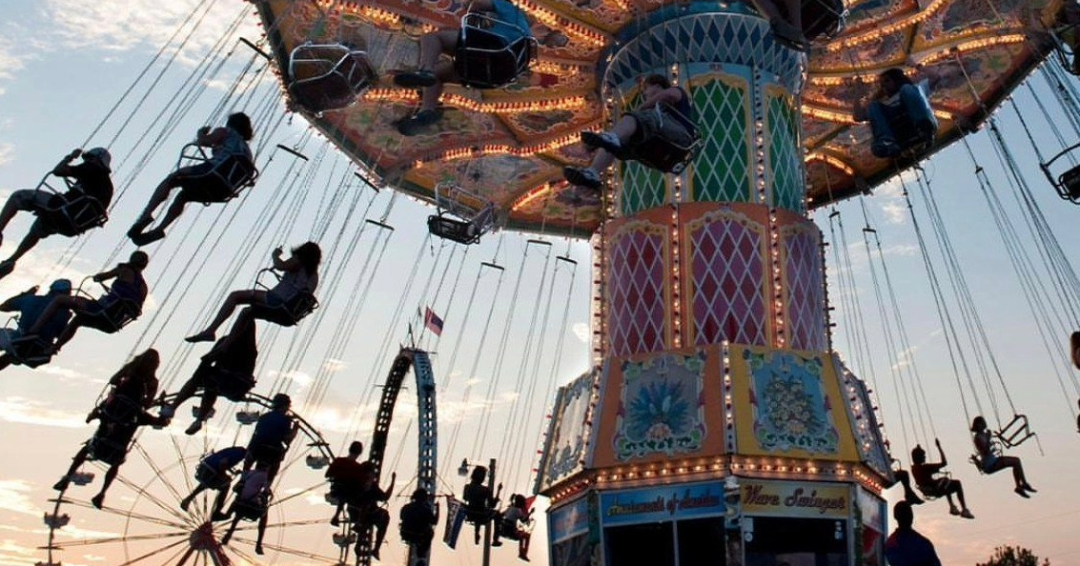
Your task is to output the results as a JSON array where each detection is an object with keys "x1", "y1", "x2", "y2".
[{"x1": 255, "y1": 0, "x2": 1056, "y2": 237}]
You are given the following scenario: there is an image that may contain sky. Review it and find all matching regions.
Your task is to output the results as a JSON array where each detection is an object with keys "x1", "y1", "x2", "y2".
[{"x1": 0, "y1": 1, "x2": 1078, "y2": 566}]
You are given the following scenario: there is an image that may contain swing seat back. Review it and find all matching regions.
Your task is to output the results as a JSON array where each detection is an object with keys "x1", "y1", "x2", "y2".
[
  {"x1": 177, "y1": 144, "x2": 259, "y2": 204},
  {"x1": 427, "y1": 215, "x2": 481, "y2": 245},
  {"x1": 1057, "y1": 164, "x2": 1080, "y2": 201},
  {"x1": 997, "y1": 414, "x2": 1035, "y2": 449},
  {"x1": 456, "y1": 13, "x2": 536, "y2": 89},
  {"x1": 288, "y1": 43, "x2": 377, "y2": 113},
  {"x1": 38, "y1": 193, "x2": 109, "y2": 237},
  {"x1": 800, "y1": 0, "x2": 847, "y2": 41},
  {"x1": 75, "y1": 296, "x2": 142, "y2": 334}
]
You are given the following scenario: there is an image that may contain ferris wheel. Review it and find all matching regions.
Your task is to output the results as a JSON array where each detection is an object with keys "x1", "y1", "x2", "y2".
[{"x1": 40, "y1": 392, "x2": 336, "y2": 566}]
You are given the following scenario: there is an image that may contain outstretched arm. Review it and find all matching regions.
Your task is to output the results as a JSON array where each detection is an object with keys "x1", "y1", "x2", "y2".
[
  {"x1": 935, "y1": 438, "x2": 948, "y2": 467},
  {"x1": 0, "y1": 287, "x2": 36, "y2": 311}
]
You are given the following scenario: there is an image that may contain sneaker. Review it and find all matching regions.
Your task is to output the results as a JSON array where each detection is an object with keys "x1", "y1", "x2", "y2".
[
  {"x1": 394, "y1": 70, "x2": 437, "y2": 88},
  {"x1": 960, "y1": 509, "x2": 974, "y2": 519},
  {"x1": 91, "y1": 494, "x2": 105, "y2": 509},
  {"x1": 949, "y1": 506, "x2": 961, "y2": 516},
  {"x1": 158, "y1": 405, "x2": 176, "y2": 419},
  {"x1": 180, "y1": 497, "x2": 192, "y2": 512},
  {"x1": 904, "y1": 492, "x2": 925, "y2": 505},
  {"x1": 519, "y1": 554, "x2": 530, "y2": 562},
  {"x1": 255, "y1": 544, "x2": 265, "y2": 555},
  {"x1": 131, "y1": 228, "x2": 166, "y2": 247},
  {"x1": 53, "y1": 477, "x2": 69, "y2": 492},
  {"x1": 396, "y1": 109, "x2": 442, "y2": 137},
  {"x1": 184, "y1": 420, "x2": 203, "y2": 435},
  {"x1": 1014, "y1": 486, "x2": 1030, "y2": 498},
  {"x1": 0, "y1": 260, "x2": 15, "y2": 280},
  {"x1": 1022, "y1": 483, "x2": 1037, "y2": 493},
  {"x1": 581, "y1": 131, "x2": 627, "y2": 159},
  {"x1": 211, "y1": 511, "x2": 231, "y2": 522},
  {"x1": 563, "y1": 166, "x2": 602, "y2": 190},
  {"x1": 127, "y1": 215, "x2": 153, "y2": 240},
  {"x1": 492, "y1": 540, "x2": 503, "y2": 547}
]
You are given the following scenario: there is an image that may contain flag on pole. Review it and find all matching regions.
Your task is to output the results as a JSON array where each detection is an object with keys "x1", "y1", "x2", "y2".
[{"x1": 424, "y1": 307, "x2": 444, "y2": 336}]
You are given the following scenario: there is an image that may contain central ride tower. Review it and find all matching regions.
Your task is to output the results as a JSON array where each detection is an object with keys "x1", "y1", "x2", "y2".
[{"x1": 536, "y1": 3, "x2": 894, "y2": 566}]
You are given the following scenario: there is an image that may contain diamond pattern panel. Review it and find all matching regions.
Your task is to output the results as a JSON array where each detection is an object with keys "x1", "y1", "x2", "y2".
[
  {"x1": 620, "y1": 162, "x2": 666, "y2": 216},
  {"x1": 607, "y1": 228, "x2": 668, "y2": 357},
  {"x1": 692, "y1": 78, "x2": 751, "y2": 204},
  {"x1": 604, "y1": 13, "x2": 805, "y2": 95},
  {"x1": 766, "y1": 91, "x2": 804, "y2": 213},
  {"x1": 689, "y1": 214, "x2": 767, "y2": 346},
  {"x1": 783, "y1": 225, "x2": 825, "y2": 351}
]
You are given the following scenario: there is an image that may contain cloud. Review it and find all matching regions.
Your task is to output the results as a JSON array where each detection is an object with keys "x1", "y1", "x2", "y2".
[
  {"x1": 271, "y1": 370, "x2": 313, "y2": 390},
  {"x1": 42, "y1": 0, "x2": 260, "y2": 66},
  {"x1": 0, "y1": 144, "x2": 13, "y2": 167},
  {"x1": 322, "y1": 358, "x2": 347, "y2": 373},
  {"x1": 571, "y1": 322, "x2": 590, "y2": 344},
  {"x1": 0, "y1": 480, "x2": 40, "y2": 517},
  {"x1": 0, "y1": 397, "x2": 87, "y2": 429}
]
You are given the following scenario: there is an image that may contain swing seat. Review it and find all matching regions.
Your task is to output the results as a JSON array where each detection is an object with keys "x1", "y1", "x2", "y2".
[
  {"x1": 176, "y1": 144, "x2": 259, "y2": 204},
  {"x1": 251, "y1": 269, "x2": 319, "y2": 327},
  {"x1": 33, "y1": 180, "x2": 109, "y2": 237},
  {"x1": 234, "y1": 497, "x2": 269, "y2": 521},
  {"x1": 996, "y1": 414, "x2": 1035, "y2": 448},
  {"x1": 455, "y1": 13, "x2": 536, "y2": 89},
  {"x1": 799, "y1": 0, "x2": 847, "y2": 41},
  {"x1": 3, "y1": 334, "x2": 53, "y2": 368},
  {"x1": 210, "y1": 368, "x2": 256, "y2": 402},
  {"x1": 306, "y1": 453, "x2": 330, "y2": 469},
  {"x1": 88, "y1": 436, "x2": 129, "y2": 466},
  {"x1": 43, "y1": 512, "x2": 70, "y2": 529},
  {"x1": 333, "y1": 531, "x2": 357, "y2": 547},
  {"x1": 98, "y1": 395, "x2": 143, "y2": 424},
  {"x1": 195, "y1": 462, "x2": 231, "y2": 489},
  {"x1": 70, "y1": 471, "x2": 95, "y2": 486},
  {"x1": 287, "y1": 43, "x2": 377, "y2": 114},
  {"x1": 236, "y1": 410, "x2": 261, "y2": 425},
  {"x1": 626, "y1": 131, "x2": 701, "y2": 174},
  {"x1": 625, "y1": 105, "x2": 701, "y2": 174},
  {"x1": 74, "y1": 295, "x2": 142, "y2": 334},
  {"x1": 428, "y1": 214, "x2": 482, "y2": 245}
]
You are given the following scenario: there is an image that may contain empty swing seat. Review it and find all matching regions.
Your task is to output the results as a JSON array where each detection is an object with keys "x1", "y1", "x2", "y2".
[
  {"x1": 176, "y1": 144, "x2": 259, "y2": 204},
  {"x1": 428, "y1": 215, "x2": 481, "y2": 245},
  {"x1": 288, "y1": 43, "x2": 377, "y2": 113},
  {"x1": 1042, "y1": 142, "x2": 1080, "y2": 203},
  {"x1": 455, "y1": 13, "x2": 536, "y2": 89}
]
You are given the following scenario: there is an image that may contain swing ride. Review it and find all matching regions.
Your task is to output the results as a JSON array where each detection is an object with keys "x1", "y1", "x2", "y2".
[{"x1": 13, "y1": 0, "x2": 1080, "y2": 564}]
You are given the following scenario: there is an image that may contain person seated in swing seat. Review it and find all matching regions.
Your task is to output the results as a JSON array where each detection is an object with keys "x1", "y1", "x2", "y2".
[
  {"x1": 180, "y1": 446, "x2": 247, "y2": 519},
  {"x1": 53, "y1": 405, "x2": 167, "y2": 508},
  {"x1": 462, "y1": 465, "x2": 499, "y2": 545},
  {"x1": 910, "y1": 441, "x2": 973, "y2": 519},
  {"x1": 1045, "y1": 0, "x2": 1080, "y2": 75},
  {"x1": 392, "y1": 0, "x2": 568, "y2": 136},
  {"x1": 186, "y1": 242, "x2": 321, "y2": 344},
  {"x1": 492, "y1": 493, "x2": 533, "y2": 561},
  {"x1": 288, "y1": 41, "x2": 378, "y2": 114},
  {"x1": 888, "y1": 459, "x2": 924, "y2": 506},
  {"x1": 325, "y1": 440, "x2": 371, "y2": 526},
  {"x1": 0, "y1": 148, "x2": 112, "y2": 279},
  {"x1": 241, "y1": 393, "x2": 298, "y2": 486},
  {"x1": 219, "y1": 462, "x2": 272, "y2": 555},
  {"x1": 564, "y1": 73, "x2": 699, "y2": 191},
  {"x1": 1070, "y1": 331, "x2": 1080, "y2": 371},
  {"x1": 128, "y1": 112, "x2": 256, "y2": 245},
  {"x1": 970, "y1": 415, "x2": 1036, "y2": 498},
  {"x1": 754, "y1": 0, "x2": 847, "y2": 51},
  {"x1": 159, "y1": 315, "x2": 258, "y2": 435},
  {"x1": 87, "y1": 349, "x2": 160, "y2": 426},
  {"x1": 25, "y1": 251, "x2": 149, "y2": 355},
  {"x1": 853, "y1": 66, "x2": 940, "y2": 159},
  {"x1": 0, "y1": 279, "x2": 73, "y2": 371},
  {"x1": 399, "y1": 487, "x2": 438, "y2": 555},
  {"x1": 347, "y1": 469, "x2": 395, "y2": 560}
]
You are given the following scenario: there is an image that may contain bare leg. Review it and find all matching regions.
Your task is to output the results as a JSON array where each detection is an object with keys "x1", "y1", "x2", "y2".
[
  {"x1": 4, "y1": 230, "x2": 44, "y2": 266},
  {"x1": 181, "y1": 483, "x2": 209, "y2": 511},
  {"x1": 221, "y1": 516, "x2": 242, "y2": 545},
  {"x1": 55, "y1": 445, "x2": 91, "y2": 491},
  {"x1": 136, "y1": 174, "x2": 183, "y2": 223},
  {"x1": 150, "y1": 194, "x2": 191, "y2": 236},
  {"x1": 26, "y1": 295, "x2": 90, "y2": 335},
  {"x1": 92, "y1": 462, "x2": 123, "y2": 508},
  {"x1": 417, "y1": 30, "x2": 457, "y2": 71},
  {"x1": 588, "y1": 115, "x2": 641, "y2": 172},
  {"x1": 188, "y1": 290, "x2": 264, "y2": 341},
  {"x1": 0, "y1": 189, "x2": 44, "y2": 237},
  {"x1": 51, "y1": 319, "x2": 84, "y2": 352},
  {"x1": 0, "y1": 355, "x2": 11, "y2": 372},
  {"x1": 255, "y1": 513, "x2": 269, "y2": 554}
]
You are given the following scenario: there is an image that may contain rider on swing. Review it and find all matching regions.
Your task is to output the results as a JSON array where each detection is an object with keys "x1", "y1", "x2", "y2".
[
  {"x1": 0, "y1": 147, "x2": 113, "y2": 279},
  {"x1": 563, "y1": 74, "x2": 696, "y2": 191}
]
